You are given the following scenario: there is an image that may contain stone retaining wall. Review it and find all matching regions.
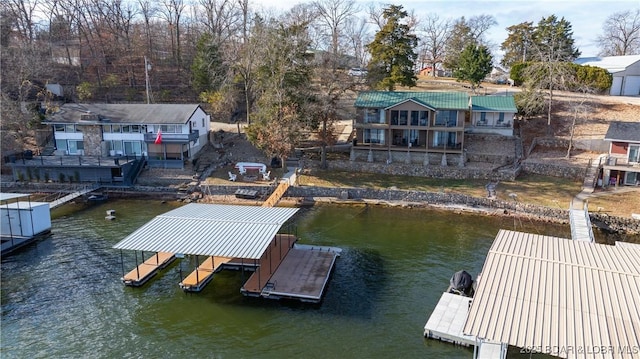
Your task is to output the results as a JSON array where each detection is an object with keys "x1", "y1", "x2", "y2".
[
  {"x1": 284, "y1": 186, "x2": 639, "y2": 234},
  {"x1": 521, "y1": 161, "x2": 586, "y2": 180},
  {"x1": 304, "y1": 159, "x2": 518, "y2": 181}
]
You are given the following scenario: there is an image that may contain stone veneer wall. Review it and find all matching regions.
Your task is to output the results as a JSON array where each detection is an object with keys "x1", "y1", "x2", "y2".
[
  {"x1": 304, "y1": 158, "x2": 517, "y2": 181},
  {"x1": 521, "y1": 161, "x2": 587, "y2": 181},
  {"x1": 82, "y1": 125, "x2": 103, "y2": 156}
]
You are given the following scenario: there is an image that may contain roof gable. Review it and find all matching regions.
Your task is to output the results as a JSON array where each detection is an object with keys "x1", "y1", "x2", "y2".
[
  {"x1": 574, "y1": 55, "x2": 640, "y2": 73},
  {"x1": 355, "y1": 91, "x2": 469, "y2": 110},
  {"x1": 604, "y1": 121, "x2": 640, "y2": 142},
  {"x1": 46, "y1": 103, "x2": 205, "y2": 125},
  {"x1": 470, "y1": 96, "x2": 517, "y2": 112}
]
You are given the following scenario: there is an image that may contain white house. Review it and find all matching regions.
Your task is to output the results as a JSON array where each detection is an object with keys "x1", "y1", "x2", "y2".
[
  {"x1": 574, "y1": 55, "x2": 640, "y2": 96},
  {"x1": 468, "y1": 96, "x2": 517, "y2": 136},
  {"x1": 45, "y1": 103, "x2": 210, "y2": 166}
]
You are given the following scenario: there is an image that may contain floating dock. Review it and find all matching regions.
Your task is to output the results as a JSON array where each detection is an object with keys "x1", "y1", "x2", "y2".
[
  {"x1": 424, "y1": 292, "x2": 476, "y2": 346},
  {"x1": 241, "y1": 240, "x2": 340, "y2": 303},
  {"x1": 424, "y1": 292, "x2": 506, "y2": 359},
  {"x1": 121, "y1": 252, "x2": 176, "y2": 286},
  {"x1": 179, "y1": 256, "x2": 233, "y2": 292}
]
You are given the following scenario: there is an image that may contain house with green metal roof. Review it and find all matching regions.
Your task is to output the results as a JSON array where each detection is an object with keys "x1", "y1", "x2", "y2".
[
  {"x1": 352, "y1": 91, "x2": 516, "y2": 166},
  {"x1": 469, "y1": 96, "x2": 517, "y2": 136}
]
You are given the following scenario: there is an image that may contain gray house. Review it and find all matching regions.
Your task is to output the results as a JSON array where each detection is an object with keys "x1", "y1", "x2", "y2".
[{"x1": 9, "y1": 104, "x2": 210, "y2": 185}]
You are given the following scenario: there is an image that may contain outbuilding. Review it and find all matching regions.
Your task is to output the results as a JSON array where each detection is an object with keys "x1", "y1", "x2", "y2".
[{"x1": 575, "y1": 55, "x2": 640, "y2": 96}]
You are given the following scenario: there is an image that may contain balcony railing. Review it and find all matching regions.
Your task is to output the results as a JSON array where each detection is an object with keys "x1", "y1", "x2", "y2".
[{"x1": 144, "y1": 130, "x2": 199, "y2": 143}]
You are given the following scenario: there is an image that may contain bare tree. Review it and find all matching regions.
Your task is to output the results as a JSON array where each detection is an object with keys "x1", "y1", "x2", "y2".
[
  {"x1": 597, "y1": 9, "x2": 640, "y2": 56},
  {"x1": 160, "y1": 0, "x2": 186, "y2": 67},
  {"x1": 418, "y1": 13, "x2": 451, "y2": 76},
  {"x1": 313, "y1": 0, "x2": 358, "y2": 71},
  {"x1": 344, "y1": 16, "x2": 370, "y2": 67},
  {"x1": 197, "y1": 0, "x2": 243, "y2": 44},
  {"x1": 6, "y1": 0, "x2": 39, "y2": 44},
  {"x1": 138, "y1": 0, "x2": 157, "y2": 56}
]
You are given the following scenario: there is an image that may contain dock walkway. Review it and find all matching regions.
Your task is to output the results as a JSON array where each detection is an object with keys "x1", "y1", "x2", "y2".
[
  {"x1": 49, "y1": 185, "x2": 100, "y2": 209},
  {"x1": 569, "y1": 203, "x2": 594, "y2": 242},
  {"x1": 122, "y1": 252, "x2": 176, "y2": 286},
  {"x1": 179, "y1": 256, "x2": 233, "y2": 292}
]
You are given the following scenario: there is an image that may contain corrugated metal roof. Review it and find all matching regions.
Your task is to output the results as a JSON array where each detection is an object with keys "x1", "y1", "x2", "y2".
[
  {"x1": 604, "y1": 121, "x2": 640, "y2": 143},
  {"x1": 0, "y1": 193, "x2": 31, "y2": 202},
  {"x1": 354, "y1": 91, "x2": 469, "y2": 110},
  {"x1": 464, "y1": 229, "x2": 640, "y2": 359},
  {"x1": 45, "y1": 103, "x2": 204, "y2": 124},
  {"x1": 113, "y1": 204, "x2": 299, "y2": 259},
  {"x1": 470, "y1": 96, "x2": 517, "y2": 112},
  {"x1": 575, "y1": 55, "x2": 640, "y2": 73}
]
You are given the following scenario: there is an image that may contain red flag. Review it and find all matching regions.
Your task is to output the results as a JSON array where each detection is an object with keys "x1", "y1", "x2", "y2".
[{"x1": 154, "y1": 128, "x2": 162, "y2": 144}]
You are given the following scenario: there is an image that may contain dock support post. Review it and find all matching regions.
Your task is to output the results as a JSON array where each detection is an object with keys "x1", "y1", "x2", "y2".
[
  {"x1": 135, "y1": 251, "x2": 140, "y2": 279},
  {"x1": 120, "y1": 250, "x2": 125, "y2": 278}
]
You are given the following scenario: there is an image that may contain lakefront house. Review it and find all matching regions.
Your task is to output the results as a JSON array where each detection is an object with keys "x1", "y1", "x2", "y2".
[
  {"x1": 351, "y1": 91, "x2": 516, "y2": 165},
  {"x1": 602, "y1": 121, "x2": 640, "y2": 186},
  {"x1": 9, "y1": 104, "x2": 210, "y2": 185}
]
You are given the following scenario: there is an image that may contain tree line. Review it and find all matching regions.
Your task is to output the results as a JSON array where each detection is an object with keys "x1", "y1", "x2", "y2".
[{"x1": 1, "y1": 1, "x2": 639, "y2": 163}]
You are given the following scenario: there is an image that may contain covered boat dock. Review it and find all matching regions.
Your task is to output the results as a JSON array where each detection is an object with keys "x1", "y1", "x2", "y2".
[
  {"x1": 464, "y1": 229, "x2": 640, "y2": 359},
  {"x1": 1, "y1": 193, "x2": 52, "y2": 255},
  {"x1": 113, "y1": 203, "x2": 339, "y2": 303}
]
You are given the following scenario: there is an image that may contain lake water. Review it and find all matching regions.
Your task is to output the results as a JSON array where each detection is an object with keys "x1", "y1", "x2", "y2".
[{"x1": 1, "y1": 200, "x2": 636, "y2": 358}]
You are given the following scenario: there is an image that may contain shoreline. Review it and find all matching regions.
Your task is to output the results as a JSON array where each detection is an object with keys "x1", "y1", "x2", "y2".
[{"x1": 4, "y1": 183, "x2": 638, "y2": 235}]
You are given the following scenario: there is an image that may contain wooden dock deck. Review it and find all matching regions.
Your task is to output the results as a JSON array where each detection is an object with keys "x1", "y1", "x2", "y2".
[
  {"x1": 122, "y1": 252, "x2": 176, "y2": 286},
  {"x1": 179, "y1": 256, "x2": 233, "y2": 292},
  {"x1": 241, "y1": 235, "x2": 339, "y2": 303}
]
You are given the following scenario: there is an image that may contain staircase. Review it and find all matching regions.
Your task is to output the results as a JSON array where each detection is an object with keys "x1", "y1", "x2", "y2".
[{"x1": 582, "y1": 155, "x2": 604, "y2": 193}]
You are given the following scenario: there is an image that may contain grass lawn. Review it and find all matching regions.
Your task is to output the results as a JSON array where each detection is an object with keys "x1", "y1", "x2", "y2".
[{"x1": 299, "y1": 170, "x2": 582, "y2": 210}]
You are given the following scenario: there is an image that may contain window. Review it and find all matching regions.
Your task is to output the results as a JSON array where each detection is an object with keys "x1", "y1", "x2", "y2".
[
  {"x1": 160, "y1": 124, "x2": 178, "y2": 133},
  {"x1": 419, "y1": 111, "x2": 428, "y2": 126},
  {"x1": 124, "y1": 141, "x2": 143, "y2": 156},
  {"x1": 433, "y1": 131, "x2": 457, "y2": 147},
  {"x1": 498, "y1": 112, "x2": 505, "y2": 123},
  {"x1": 202, "y1": 118, "x2": 205, "y2": 127},
  {"x1": 629, "y1": 145, "x2": 640, "y2": 163},
  {"x1": 65, "y1": 124, "x2": 76, "y2": 132},
  {"x1": 390, "y1": 111, "x2": 399, "y2": 125},
  {"x1": 411, "y1": 111, "x2": 419, "y2": 126},
  {"x1": 111, "y1": 125, "x2": 121, "y2": 133},
  {"x1": 365, "y1": 109, "x2": 381, "y2": 123},
  {"x1": 54, "y1": 124, "x2": 66, "y2": 132},
  {"x1": 435, "y1": 110, "x2": 457, "y2": 126},
  {"x1": 479, "y1": 112, "x2": 487, "y2": 124},
  {"x1": 364, "y1": 129, "x2": 385, "y2": 144},
  {"x1": 399, "y1": 110, "x2": 408, "y2": 125}
]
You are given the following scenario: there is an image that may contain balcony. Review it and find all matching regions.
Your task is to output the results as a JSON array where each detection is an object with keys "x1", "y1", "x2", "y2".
[{"x1": 144, "y1": 130, "x2": 199, "y2": 143}]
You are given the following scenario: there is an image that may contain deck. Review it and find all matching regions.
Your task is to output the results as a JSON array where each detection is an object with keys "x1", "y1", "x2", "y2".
[
  {"x1": 241, "y1": 235, "x2": 339, "y2": 303},
  {"x1": 424, "y1": 292, "x2": 506, "y2": 359},
  {"x1": 122, "y1": 252, "x2": 176, "y2": 286},
  {"x1": 179, "y1": 256, "x2": 234, "y2": 292}
]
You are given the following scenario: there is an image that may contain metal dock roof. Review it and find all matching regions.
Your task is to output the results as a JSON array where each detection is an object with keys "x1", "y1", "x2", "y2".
[
  {"x1": 113, "y1": 203, "x2": 299, "y2": 259},
  {"x1": 464, "y1": 229, "x2": 640, "y2": 359}
]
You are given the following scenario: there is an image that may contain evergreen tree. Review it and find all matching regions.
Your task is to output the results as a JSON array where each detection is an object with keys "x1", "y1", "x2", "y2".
[
  {"x1": 443, "y1": 17, "x2": 474, "y2": 71},
  {"x1": 366, "y1": 5, "x2": 418, "y2": 91},
  {"x1": 532, "y1": 15, "x2": 580, "y2": 62},
  {"x1": 191, "y1": 33, "x2": 226, "y2": 94},
  {"x1": 453, "y1": 44, "x2": 493, "y2": 92},
  {"x1": 500, "y1": 22, "x2": 535, "y2": 68}
]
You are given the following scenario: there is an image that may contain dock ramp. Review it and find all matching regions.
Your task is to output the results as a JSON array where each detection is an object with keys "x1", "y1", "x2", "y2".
[
  {"x1": 569, "y1": 202, "x2": 594, "y2": 242},
  {"x1": 49, "y1": 185, "x2": 100, "y2": 209}
]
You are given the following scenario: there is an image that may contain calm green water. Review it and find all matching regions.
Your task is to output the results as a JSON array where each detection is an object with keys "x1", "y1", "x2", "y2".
[{"x1": 1, "y1": 200, "x2": 635, "y2": 358}]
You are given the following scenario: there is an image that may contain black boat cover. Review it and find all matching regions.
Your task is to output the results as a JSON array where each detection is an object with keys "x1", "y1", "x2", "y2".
[{"x1": 449, "y1": 270, "x2": 473, "y2": 294}]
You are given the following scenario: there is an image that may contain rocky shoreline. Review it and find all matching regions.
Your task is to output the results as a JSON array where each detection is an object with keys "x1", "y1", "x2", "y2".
[{"x1": 3, "y1": 181, "x2": 638, "y2": 235}]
